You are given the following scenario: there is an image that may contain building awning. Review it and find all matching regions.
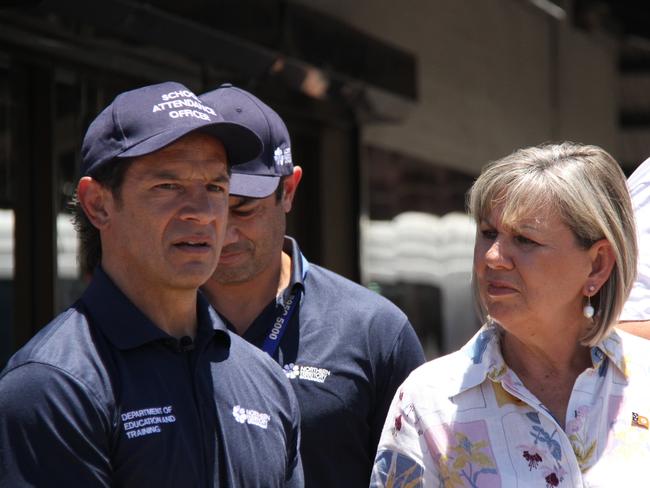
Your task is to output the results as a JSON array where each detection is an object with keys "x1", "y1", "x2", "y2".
[{"x1": 8, "y1": 0, "x2": 416, "y2": 104}]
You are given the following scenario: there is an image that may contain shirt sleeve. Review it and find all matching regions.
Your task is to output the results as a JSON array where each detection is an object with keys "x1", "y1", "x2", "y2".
[
  {"x1": 622, "y1": 157, "x2": 650, "y2": 320},
  {"x1": 0, "y1": 362, "x2": 113, "y2": 487},
  {"x1": 370, "y1": 383, "x2": 430, "y2": 487},
  {"x1": 371, "y1": 318, "x2": 426, "y2": 449},
  {"x1": 284, "y1": 385, "x2": 305, "y2": 488}
]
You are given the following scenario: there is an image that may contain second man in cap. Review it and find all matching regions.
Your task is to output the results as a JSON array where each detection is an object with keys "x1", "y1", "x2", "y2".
[{"x1": 201, "y1": 84, "x2": 425, "y2": 487}]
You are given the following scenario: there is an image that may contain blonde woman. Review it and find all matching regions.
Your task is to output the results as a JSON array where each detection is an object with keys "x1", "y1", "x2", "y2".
[{"x1": 371, "y1": 143, "x2": 650, "y2": 487}]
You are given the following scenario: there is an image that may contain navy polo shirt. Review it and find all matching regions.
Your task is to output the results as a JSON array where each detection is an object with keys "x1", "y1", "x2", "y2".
[
  {"x1": 230, "y1": 237, "x2": 426, "y2": 487},
  {"x1": 0, "y1": 268, "x2": 302, "y2": 487}
]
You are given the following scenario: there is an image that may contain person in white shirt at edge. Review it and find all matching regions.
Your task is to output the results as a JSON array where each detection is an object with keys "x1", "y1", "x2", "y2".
[
  {"x1": 371, "y1": 143, "x2": 650, "y2": 487},
  {"x1": 618, "y1": 156, "x2": 650, "y2": 339}
]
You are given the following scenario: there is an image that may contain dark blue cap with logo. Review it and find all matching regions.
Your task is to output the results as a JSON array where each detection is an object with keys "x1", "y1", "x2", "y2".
[
  {"x1": 200, "y1": 84, "x2": 294, "y2": 198},
  {"x1": 81, "y1": 81, "x2": 263, "y2": 176}
]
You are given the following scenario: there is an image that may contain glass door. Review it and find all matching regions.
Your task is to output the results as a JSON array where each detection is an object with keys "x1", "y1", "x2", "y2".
[{"x1": 0, "y1": 63, "x2": 14, "y2": 366}]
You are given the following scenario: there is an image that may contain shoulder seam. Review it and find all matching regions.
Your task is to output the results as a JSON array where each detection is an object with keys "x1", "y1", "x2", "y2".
[{"x1": 2, "y1": 360, "x2": 110, "y2": 408}]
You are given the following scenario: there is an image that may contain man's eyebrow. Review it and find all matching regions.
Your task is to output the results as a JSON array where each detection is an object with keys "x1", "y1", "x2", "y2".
[
  {"x1": 210, "y1": 173, "x2": 229, "y2": 183},
  {"x1": 149, "y1": 170, "x2": 179, "y2": 180},
  {"x1": 146, "y1": 170, "x2": 229, "y2": 182}
]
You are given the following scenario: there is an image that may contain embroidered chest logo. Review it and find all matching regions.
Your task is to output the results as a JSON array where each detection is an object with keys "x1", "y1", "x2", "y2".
[
  {"x1": 121, "y1": 405, "x2": 176, "y2": 439},
  {"x1": 283, "y1": 363, "x2": 331, "y2": 383},
  {"x1": 232, "y1": 405, "x2": 271, "y2": 429}
]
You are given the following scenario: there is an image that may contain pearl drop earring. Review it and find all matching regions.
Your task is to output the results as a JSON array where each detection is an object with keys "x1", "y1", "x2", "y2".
[
  {"x1": 583, "y1": 297, "x2": 595, "y2": 319},
  {"x1": 583, "y1": 285, "x2": 596, "y2": 319}
]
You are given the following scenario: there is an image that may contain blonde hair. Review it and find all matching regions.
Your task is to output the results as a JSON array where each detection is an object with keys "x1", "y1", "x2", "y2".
[{"x1": 468, "y1": 142, "x2": 637, "y2": 346}]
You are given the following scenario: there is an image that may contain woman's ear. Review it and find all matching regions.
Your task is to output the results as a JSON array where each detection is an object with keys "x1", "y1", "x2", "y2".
[
  {"x1": 585, "y1": 238, "x2": 616, "y2": 293},
  {"x1": 76, "y1": 176, "x2": 112, "y2": 230}
]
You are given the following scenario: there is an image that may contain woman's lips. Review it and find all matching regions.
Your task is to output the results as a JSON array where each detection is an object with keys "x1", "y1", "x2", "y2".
[{"x1": 486, "y1": 281, "x2": 517, "y2": 296}]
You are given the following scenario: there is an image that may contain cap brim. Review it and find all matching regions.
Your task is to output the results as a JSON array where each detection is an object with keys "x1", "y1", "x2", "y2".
[
  {"x1": 119, "y1": 121, "x2": 261, "y2": 165},
  {"x1": 230, "y1": 172, "x2": 281, "y2": 198}
]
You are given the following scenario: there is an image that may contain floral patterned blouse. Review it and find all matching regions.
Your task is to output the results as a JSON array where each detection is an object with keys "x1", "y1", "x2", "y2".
[{"x1": 371, "y1": 325, "x2": 650, "y2": 487}]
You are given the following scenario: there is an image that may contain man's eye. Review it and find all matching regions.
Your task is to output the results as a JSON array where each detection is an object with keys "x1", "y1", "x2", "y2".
[
  {"x1": 232, "y1": 208, "x2": 255, "y2": 217},
  {"x1": 156, "y1": 183, "x2": 180, "y2": 190},
  {"x1": 207, "y1": 184, "x2": 226, "y2": 193}
]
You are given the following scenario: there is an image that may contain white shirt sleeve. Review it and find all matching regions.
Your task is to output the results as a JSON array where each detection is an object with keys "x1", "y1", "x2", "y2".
[{"x1": 621, "y1": 157, "x2": 650, "y2": 321}]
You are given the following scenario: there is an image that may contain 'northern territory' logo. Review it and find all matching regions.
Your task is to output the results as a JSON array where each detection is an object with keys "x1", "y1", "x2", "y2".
[
  {"x1": 273, "y1": 146, "x2": 292, "y2": 172},
  {"x1": 232, "y1": 405, "x2": 270, "y2": 429},
  {"x1": 283, "y1": 363, "x2": 331, "y2": 383}
]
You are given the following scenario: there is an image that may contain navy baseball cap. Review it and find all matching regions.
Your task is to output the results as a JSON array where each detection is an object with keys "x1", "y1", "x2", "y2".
[
  {"x1": 200, "y1": 84, "x2": 294, "y2": 198},
  {"x1": 81, "y1": 81, "x2": 263, "y2": 176}
]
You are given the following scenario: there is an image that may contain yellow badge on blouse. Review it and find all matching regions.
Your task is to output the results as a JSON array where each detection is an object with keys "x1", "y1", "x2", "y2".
[{"x1": 632, "y1": 412, "x2": 649, "y2": 429}]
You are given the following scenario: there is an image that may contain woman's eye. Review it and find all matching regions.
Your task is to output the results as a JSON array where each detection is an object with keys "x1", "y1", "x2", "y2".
[
  {"x1": 480, "y1": 229, "x2": 497, "y2": 240},
  {"x1": 515, "y1": 235, "x2": 537, "y2": 246}
]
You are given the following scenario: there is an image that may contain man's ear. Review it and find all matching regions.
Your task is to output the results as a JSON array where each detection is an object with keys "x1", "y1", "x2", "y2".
[
  {"x1": 281, "y1": 166, "x2": 303, "y2": 213},
  {"x1": 76, "y1": 176, "x2": 113, "y2": 230},
  {"x1": 585, "y1": 238, "x2": 616, "y2": 294}
]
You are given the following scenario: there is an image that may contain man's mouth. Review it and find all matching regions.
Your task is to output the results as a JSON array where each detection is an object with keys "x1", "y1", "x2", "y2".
[
  {"x1": 219, "y1": 246, "x2": 250, "y2": 263},
  {"x1": 219, "y1": 250, "x2": 242, "y2": 260},
  {"x1": 173, "y1": 239, "x2": 212, "y2": 251},
  {"x1": 180, "y1": 241, "x2": 208, "y2": 247}
]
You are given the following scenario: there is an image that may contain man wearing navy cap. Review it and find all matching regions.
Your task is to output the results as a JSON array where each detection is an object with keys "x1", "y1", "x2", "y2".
[
  {"x1": 0, "y1": 82, "x2": 303, "y2": 487},
  {"x1": 201, "y1": 84, "x2": 425, "y2": 487}
]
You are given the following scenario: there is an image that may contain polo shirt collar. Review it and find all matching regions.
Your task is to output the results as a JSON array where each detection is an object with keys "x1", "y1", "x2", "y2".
[
  {"x1": 82, "y1": 267, "x2": 230, "y2": 350},
  {"x1": 234, "y1": 236, "x2": 307, "y2": 344},
  {"x1": 283, "y1": 236, "x2": 309, "y2": 293}
]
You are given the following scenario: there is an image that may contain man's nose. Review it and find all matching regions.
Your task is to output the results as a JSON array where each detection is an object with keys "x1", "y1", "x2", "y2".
[
  {"x1": 180, "y1": 187, "x2": 219, "y2": 224},
  {"x1": 222, "y1": 218, "x2": 240, "y2": 247}
]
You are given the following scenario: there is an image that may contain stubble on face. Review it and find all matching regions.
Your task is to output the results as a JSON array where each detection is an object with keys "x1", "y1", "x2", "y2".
[
  {"x1": 212, "y1": 239, "x2": 259, "y2": 283},
  {"x1": 212, "y1": 194, "x2": 287, "y2": 286},
  {"x1": 103, "y1": 132, "x2": 230, "y2": 292}
]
